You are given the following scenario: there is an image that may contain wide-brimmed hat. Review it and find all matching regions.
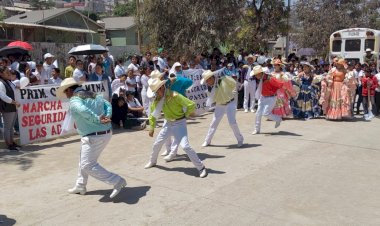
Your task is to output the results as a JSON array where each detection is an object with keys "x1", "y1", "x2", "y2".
[
  {"x1": 336, "y1": 59, "x2": 346, "y2": 66},
  {"x1": 246, "y1": 54, "x2": 257, "y2": 61},
  {"x1": 173, "y1": 62, "x2": 182, "y2": 68},
  {"x1": 56, "y1": 78, "x2": 80, "y2": 99},
  {"x1": 300, "y1": 61, "x2": 315, "y2": 70},
  {"x1": 200, "y1": 70, "x2": 215, "y2": 85},
  {"x1": 150, "y1": 70, "x2": 163, "y2": 79},
  {"x1": 250, "y1": 65, "x2": 263, "y2": 77},
  {"x1": 44, "y1": 53, "x2": 54, "y2": 59},
  {"x1": 147, "y1": 78, "x2": 167, "y2": 98},
  {"x1": 272, "y1": 59, "x2": 284, "y2": 66}
]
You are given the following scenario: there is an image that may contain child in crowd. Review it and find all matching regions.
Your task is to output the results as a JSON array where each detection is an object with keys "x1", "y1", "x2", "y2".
[{"x1": 48, "y1": 68, "x2": 63, "y2": 85}]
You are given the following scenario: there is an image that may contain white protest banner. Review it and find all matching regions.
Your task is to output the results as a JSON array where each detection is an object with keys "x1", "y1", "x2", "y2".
[
  {"x1": 183, "y1": 69, "x2": 208, "y2": 115},
  {"x1": 15, "y1": 81, "x2": 109, "y2": 145}
]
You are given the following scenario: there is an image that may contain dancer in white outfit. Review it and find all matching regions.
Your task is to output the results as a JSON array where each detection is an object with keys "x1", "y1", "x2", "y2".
[
  {"x1": 201, "y1": 69, "x2": 244, "y2": 147},
  {"x1": 242, "y1": 54, "x2": 257, "y2": 113}
]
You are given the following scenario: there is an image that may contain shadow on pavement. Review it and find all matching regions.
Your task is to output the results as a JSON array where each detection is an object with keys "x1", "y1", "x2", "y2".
[
  {"x1": 86, "y1": 186, "x2": 151, "y2": 204},
  {"x1": 0, "y1": 214, "x2": 16, "y2": 226},
  {"x1": 23, "y1": 138, "x2": 79, "y2": 152},
  {"x1": 155, "y1": 165, "x2": 225, "y2": 177},
  {"x1": 0, "y1": 151, "x2": 42, "y2": 171},
  {"x1": 170, "y1": 153, "x2": 225, "y2": 162},
  {"x1": 262, "y1": 131, "x2": 302, "y2": 136},
  {"x1": 208, "y1": 143, "x2": 262, "y2": 149}
]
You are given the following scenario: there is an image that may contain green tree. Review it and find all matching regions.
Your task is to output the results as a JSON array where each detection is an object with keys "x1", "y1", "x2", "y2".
[
  {"x1": 231, "y1": 0, "x2": 290, "y2": 52},
  {"x1": 113, "y1": 2, "x2": 136, "y2": 17},
  {"x1": 294, "y1": 0, "x2": 380, "y2": 56},
  {"x1": 140, "y1": 0, "x2": 244, "y2": 57},
  {"x1": 0, "y1": 9, "x2": 5, "y2": 21},
  {"x1": 81, "y1": 11, "x2": 100, "y2": 21},
  {"x1": 30, "y1": 0, "x2": 55, "y2": 9}
]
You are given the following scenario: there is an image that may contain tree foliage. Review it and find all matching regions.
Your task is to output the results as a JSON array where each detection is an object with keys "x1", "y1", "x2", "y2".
[
  {"x1": 232, "y1": 0, "x2": 289, "y2": 52},
  {"x1": 113, "y1": 2, "x2": 136, "y2": 17},
  {"x1": 81, "y1": 11, "x2": 100, "y2": 21},
  {"x1": 294, "y1": 0, "x2": 380, "y2": 56},
  {"x1": 30, "y1": 0, "x2": 55, "y2": 9},
  {"x1": 140, "y1": 0, "x2": 244, "y2": 57}
]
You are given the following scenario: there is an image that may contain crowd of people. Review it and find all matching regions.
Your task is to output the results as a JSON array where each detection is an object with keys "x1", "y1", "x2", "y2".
[{"x1": 0, "y1": 47, "x2": 379, "y2": 152}]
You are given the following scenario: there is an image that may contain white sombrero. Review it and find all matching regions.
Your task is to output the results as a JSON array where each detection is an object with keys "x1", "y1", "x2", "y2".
[
  {"x1": 56, "y1": 78, "x2": 82, "y2": 99},
  {"x1": 250, "y1": 65, "x2": 263, "y2": 77},
  {"x1": 200, "y1": 70, "x2": 215, "y2": 85},
  {"x1": 147, "y1": 78, "x2": 167, "y2": 98}
]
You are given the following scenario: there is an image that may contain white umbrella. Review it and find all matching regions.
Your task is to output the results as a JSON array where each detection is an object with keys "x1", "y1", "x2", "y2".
[{"x1": 68, "y1": 44, "x2": 108, "y2": 55}]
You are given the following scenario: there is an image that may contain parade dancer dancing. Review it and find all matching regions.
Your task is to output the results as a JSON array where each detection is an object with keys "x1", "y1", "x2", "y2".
[
  {"x1": 201, "y1": 69, "x2": 244, "y2": 147},
  {"x1": 251, "y1": 66, "x2": 285, "y2": 135},
  {"x1": 57, "y1": 78, "x2": 126, "y2": 198},
  {"x1": 145, "y1": 78, "x2": 207, "y2": 178}
]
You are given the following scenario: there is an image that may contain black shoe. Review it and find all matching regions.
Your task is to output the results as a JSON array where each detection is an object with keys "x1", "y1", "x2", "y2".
[{"x1": 8, "y1": 145, "x2": 19, "y2": 151}]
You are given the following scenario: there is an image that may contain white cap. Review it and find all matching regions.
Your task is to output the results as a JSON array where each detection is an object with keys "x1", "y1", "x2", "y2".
[
  {"x1": 44, "y1": 53, "x2": 54, "y2": 59},
  {"x1": 153, "y1": 56, "x2": 158, "y2": 61},
  {"x1": 366, "y1": 48, "x2": 372, "y2": 52},
  {"x1": 173, "y1": 62, "x2": 182, "y2": 68}
]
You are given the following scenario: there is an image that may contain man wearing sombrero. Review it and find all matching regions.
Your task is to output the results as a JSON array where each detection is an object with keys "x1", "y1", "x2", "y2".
[
  {"x1": 145, "y1": 77, "x2": 207, "y2": 178},
  {"x1": 57, "y1": 78, "x2": 126, "y2": 198},
  {"x1": 241, "y1": 54, "x2": 257, "y2": 113},
  {"x1": 201, "y1": 69, "x2": 244, "y2": 147},
  {"x1": 251, "y1": 65, "x2": 284, "y2": 134}
]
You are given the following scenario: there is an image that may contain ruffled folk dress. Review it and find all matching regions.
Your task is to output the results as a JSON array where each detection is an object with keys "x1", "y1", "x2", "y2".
[
  {"x1": 272, "y1": 72, "x2": 296, "y2": 117},
  {"x1": 319, "y1": 69, "x2": 356, "y2": 120}
]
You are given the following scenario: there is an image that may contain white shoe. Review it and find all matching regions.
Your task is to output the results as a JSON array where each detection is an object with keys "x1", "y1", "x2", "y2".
[
  {"x1": 275, "y1": 120, "x2": 281, "y2": 128},
  {"x1": 161, "y1": 150, "x2": 170, "y2": 156},
  {"x1": 201, "y1": 141, "x2": 210, "y2": 147},
  {"x1": 237, "y1": 140, "x2": 244, "y2": 148},
  {"x1": 144, "y1": 161, "x2": 156, "y2": 169},
  {"x1": 110, "y1": 178, "x2": 126, "y2": 198},
  {"x1": 244, "y1": 109, "x2": 248, "y2": 113},
  {"x1": 68, "y1": 186, "x2": 86, "y2": 195},
  {"x1": 252, "y1": 130, "x2": 260, "y2": 135},
  {"x1": 199, "y1": 167, "x2": 208, "y2": 178},
  {"x1": 163, "y1": 153, "x2": 176, "y2": 162},
  {"x1": 251, "y1": 109, "x2": 256, "y2": 113}
]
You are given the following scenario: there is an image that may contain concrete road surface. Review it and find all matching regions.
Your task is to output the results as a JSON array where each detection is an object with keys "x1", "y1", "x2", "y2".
[{"x1": 1, "y1": 111, "x2": 379, "y2": 226}]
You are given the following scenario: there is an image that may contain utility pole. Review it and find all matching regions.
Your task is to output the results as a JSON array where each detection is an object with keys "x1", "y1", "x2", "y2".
[
  {"x1": 285, "y1": 0, "x2": 290, "y2": 58},
  {"x1": 136, "y1": 0, "x2": 142, "y2": 53}
]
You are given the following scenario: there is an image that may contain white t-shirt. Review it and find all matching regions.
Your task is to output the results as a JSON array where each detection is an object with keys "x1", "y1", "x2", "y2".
[
  {"x1": 127, "y1": 63, "x2": 140, "y2": 76},
  {"x1": 48, "y1": 77, "x2": 63, "y2": 85},
  {"x1": 41, "y1": 62, "x2": 56, "y2": 81},
  {"x1": 140, "y1": 74, "x2": 149, "y2": 94},
  {"x1": 111, "y1": 78, "x2": 126, "y2": 93},
  {"x1": 126, "y1": 76, "x2": 136, "y2": 92},
  {"x1": 375, "y1": 73, "x2": 380, "y2": 92},
  {"x1": 114, "y1": 65, "x2": 125, "y2": 79},
  {"x1": 127, "y1": 98, "x2": 142, "y2": 108}
]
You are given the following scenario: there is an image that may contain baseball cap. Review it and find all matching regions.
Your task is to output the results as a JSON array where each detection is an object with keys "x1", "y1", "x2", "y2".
[{"x1": 44, "y1": 53, "x2": 54, "y2": 59}]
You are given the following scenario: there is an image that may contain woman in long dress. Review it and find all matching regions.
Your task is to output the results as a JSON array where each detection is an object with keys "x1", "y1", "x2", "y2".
[
  {"x1": 319, "y1": 59, "x2": 355, "y2": 120},
  {"x1": 271, "y1": 59, "x2": 296, "y2": 117},
  {"x1": 292, "y1": 62, "x2": 322, "y2": 119}
]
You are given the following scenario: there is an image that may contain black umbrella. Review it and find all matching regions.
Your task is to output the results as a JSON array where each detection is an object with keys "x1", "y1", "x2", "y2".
[
  {"x1": 68, "y1": 44, "x2": 108, "y2": 55},
  {"x1": 0, "y1": 46, "x2": 29, "y2": 57}
]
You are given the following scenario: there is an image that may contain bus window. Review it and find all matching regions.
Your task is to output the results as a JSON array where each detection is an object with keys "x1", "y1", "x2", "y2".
[
  {"x1": 365, "y1": 39, "x2": 375, "y2": 51},
  {"x1": 332, "y1": 40, "x2": 342, "y2": 52},
  {"x1": 345, "y1": 39, "x2": 361, "y2": 51}
]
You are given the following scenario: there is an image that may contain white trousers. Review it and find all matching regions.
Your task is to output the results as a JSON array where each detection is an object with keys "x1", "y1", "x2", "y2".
[
  {"x1": 255, "y1": 96, "x2": 281, "y2": 132},
  {"x1": 243, "y1": 80, "x2": 257, "y2": 110},
  {"x1": 204, "y1": 101, "x2": 244, "y2": 144},
  {"x1": 141, "y1": 92, "x2": 150, "y2": 116},
  {"x1": 76, "y1": 132, "x2": 122, "y2": 187},
  {"x1": 150, "y1": 118, "x2": 204, "y2": 170}
]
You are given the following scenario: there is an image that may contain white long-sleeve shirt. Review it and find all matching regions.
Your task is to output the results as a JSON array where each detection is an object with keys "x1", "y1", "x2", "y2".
[{"x1": 0, "y1": 80, "x2": 15, "y2": 104}]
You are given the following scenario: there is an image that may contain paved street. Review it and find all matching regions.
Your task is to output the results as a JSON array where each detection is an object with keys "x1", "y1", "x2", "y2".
[{"x1": 1, "y1": 111, "x2": 380, "y2": 226}]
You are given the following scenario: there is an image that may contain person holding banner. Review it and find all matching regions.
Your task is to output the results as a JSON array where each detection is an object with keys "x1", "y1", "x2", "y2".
[
  {"x1": 145, "y1": 77, "x2": 207, "y2": 178},
  {"x1": 0, "y1": 66, "x2": 21, "y2": 151},
  {"x1": 251, "y1": 66, "x2": 284, "y2": 135},
  {"x1": 57, "y1": 78, "x2": 126, "y2": 198},
  {"x1": 201, "y1": 69, "x2": 244, "y2": 148}
]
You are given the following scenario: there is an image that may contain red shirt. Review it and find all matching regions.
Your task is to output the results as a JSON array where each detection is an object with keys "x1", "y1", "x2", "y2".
[
  {"x1": 361, "y1": 75, "x2": 378, "y2": 96},
  {"x1": 261, "y1": 75, "x2": 284, "y2": 96}
]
